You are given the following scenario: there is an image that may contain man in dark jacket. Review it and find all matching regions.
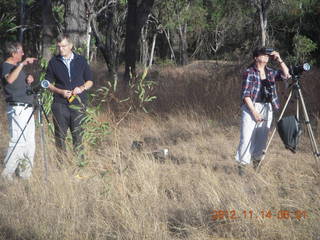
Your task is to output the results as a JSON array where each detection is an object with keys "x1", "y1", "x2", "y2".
[{"x1": 45, "y1": 34, "x2": 93, "y2": 161}]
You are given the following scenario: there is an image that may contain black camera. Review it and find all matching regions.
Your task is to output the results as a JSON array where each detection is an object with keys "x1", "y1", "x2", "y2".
[
  {"x1": 264, "y1": 48, "x2": 274, "y2": 55},
  {"x1": 261, "y1": 80, "x2": 274, "y2": 103},
  {"x1": 290, "y1": 63, "x2": 311, "y2": 76},
  {"x1": 27, "y1": 80, "x2": 50, "y2": 95}
]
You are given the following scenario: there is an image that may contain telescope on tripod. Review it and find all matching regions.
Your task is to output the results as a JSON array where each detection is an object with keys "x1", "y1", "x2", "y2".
[
  {"x1": 27, "y1": 79, "x2": 50, "y2": 95},
  {"x1": 257, "y1": 63, "x2": 320, "y2": 171}
]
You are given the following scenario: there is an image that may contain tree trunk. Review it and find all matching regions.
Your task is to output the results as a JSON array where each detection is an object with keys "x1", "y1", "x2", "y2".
[
  {"x1": 64, "y1": 0, "x2": 87, "y2": 50},
  {"x1": 148, "y1": 32, "x2": 157, "y2": 68},
  {"x1": 41, "y1": 0, "x2": 57, "y2": 61},
  {"x1": 105, "y1": 2, "x2": 120, "y2": 75},
  {"x1": 91, "y1": 18, "x2": 109, "y2": 67},
  {"x1": 19, "y1": 0, "x2": 26, "y2": 42},
  {"x1": 162, "y1": 29, "x2": 176, "y2": 62},
  {"x1": 253, "y1": 0, "x2": 271, "y2": 47},
  {"x1": 124, "y1": 0, "x2": 155, "y2": 82},
  {"x1": 259, "y1": 6, "x2": 267, "y2": 46},
  {"x1": 141, "y1": 25, "x2": 149, "y2": 68},
  {"x1": 124, "y1": 0, "x2": 139, "y2": 81},
  {"x1": 86, "y1": 16, "x2": 92, "y2": 61},
  {"x1": 90, "y1": 1, "x2": 123, "y2": 75},
  {"x1": 178, "y1": 23, "x2": 188, "y2": 65}
]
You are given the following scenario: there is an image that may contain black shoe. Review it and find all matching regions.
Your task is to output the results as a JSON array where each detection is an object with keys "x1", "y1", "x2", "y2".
[
  {"x1": 238, "y1": 164, "x2": 246, "y2": 176},
  {"x1": 252, "y1": 159, "x2": 261, "y2": 170}
]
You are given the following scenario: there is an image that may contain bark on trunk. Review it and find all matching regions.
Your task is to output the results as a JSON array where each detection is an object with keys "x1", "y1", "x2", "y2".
[
  {"x1": 105, "y1": 3, "x2": 119, "y2": 74},
  {"x1": 178, "y1": 23, "x2": 188, "y2": 65},
  {"x1": 259, "y1": 7, "x2": 267, "y2": 46},
  {"x1": 141, "y1": 26, "x2": 149, "y2": 68},
  {"x1": 124, "y1": 0, "x2": 139, "y2": 81},
  {"x1": 41, "y1": 0, "x2": 57, "y2": 61},
  {"x1": 148, "y1": 32, "x2": 157, "y2": 68},
  {"x1": 124, "y1": 0, "x2": 155, "y2": 82},
  {"x1": 91, "y1": 18, "x2": 109, "y2": 67},
  {"x1": 253, "y1": 0, "x2": 271, "y2": 47},
  {"x1": 162, "y1": 29, "x2": 176, "y2": 62},
  {"x1": 19, "y1": 0, "x2": 26, "y2": 42},
  {"x1": 90, "y1": 1, "x2": 122, "y2": 75},
  {"x1": 64, "y1": 0, "x2": 87, "y2": 50}
]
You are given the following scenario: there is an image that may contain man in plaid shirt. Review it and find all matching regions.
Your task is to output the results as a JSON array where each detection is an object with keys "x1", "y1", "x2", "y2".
[{"x1": 235, "y1": 47, "x2": 290, "y2": 173}]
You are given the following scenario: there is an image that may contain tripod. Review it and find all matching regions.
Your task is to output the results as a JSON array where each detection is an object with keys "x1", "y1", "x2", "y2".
[
  {"x1": 257, "y1": 76, "x2": 320, "y2": 172},
  {"x1": 5, "y1": 92, "x2": 50, "y2": 181}
]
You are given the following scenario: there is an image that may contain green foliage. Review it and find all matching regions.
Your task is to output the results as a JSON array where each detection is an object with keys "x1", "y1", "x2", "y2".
[
  {"x1": 0, "y1": 14, "x2": 16, "y2": 34},
  {"x1": 159, "y1": 0, "x2": 206, "y2": 32},
  {"x1": 95, "y1": 68, "x2": 157, "y2": 113},
  {"x1": 38, "y1": 58, "x2": 54, "y2": 115},
  {"x1": 68, "y1": 96, "x2": 111, "y2": 167},
  {"x1": 94, "y1": 77, "x2": 121, "y2": 106},
  {"x1": 52, "y1": 2, "x2": 65, "y2": 26},
  {"x1": 0, "y1": 0, "x2": 18, "y2": 50},
  {"x1": 69, "y1": 97, "x2": 111, "y2": 149},
  {"x1": 281, "y1": 0, "x2": 318, "y2": 15},
  {"x1": 291, "y1": 34, "x2": 317, "y2": 64},
  {"x1": 1, "y1": 0, "x2": 320, "y2": 70},
  {"x1": 26, "y1": 0, "x2": 35, "y2": 5},
  {"x1": 119, "y1": 0, "x2": 127, "y2": 6},
  {"x1": 129, "y1": 68, "x2": 157, "y2": 113}
]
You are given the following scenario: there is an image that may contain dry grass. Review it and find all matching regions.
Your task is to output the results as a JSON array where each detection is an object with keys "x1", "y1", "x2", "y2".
[{"x1": 0, "y1": 62, "x2": 320, "y2": 240}]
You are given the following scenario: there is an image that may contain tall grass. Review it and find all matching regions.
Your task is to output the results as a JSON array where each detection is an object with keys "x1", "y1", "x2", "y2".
[{"x1": 0, "y1": 62, "x2": 319, "y2": 240}]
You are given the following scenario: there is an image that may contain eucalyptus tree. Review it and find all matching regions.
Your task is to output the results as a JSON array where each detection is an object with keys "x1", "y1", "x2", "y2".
[
  {"x1": 64, "y1": 0, "x2": 88, "y2": 49},
  {"x1": 199, "y1": 0, "x2": 253, "y2": 59},
  {"x1": 153, "y1": 0, "x2": 206, "y2": 65},
  {"x1": 89, "y1": 0, "x2": 127, "y2": 74},
  {"x1": 269, "y1": 0, "x2": 319, "y2": 63},
  {"x1": 41, "y1": 0, "x2": 58, "y2": 60},
  {"x1": 0, "y1": 0, "x2": 18, "y2": 55},
  {"x1": 250, "y1": 0, "x2": 271, "y2": 47},
  {"x1": 124, "y1": 0, "x2": 155, "y2": 81}
]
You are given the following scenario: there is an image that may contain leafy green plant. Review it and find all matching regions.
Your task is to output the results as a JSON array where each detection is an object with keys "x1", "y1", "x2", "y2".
[
  {"x1": 96, "y1": 68, "x2": 157, "y2": 113},
  {"x1": 287, "y1": 34, "x2": 317, "y2": 65},
  {"x1": 66, "y1": 66, "x2": 156, "y2": 167},
  {"x1": 0, "y1": 11, "x2": 17, "y2": 54},
  {"x1": 73, "y1": 46, "x2": 86, "y2": 56},
  {"x1": 68, "y1": 95, "x2": 111, "y2": 167},
  {"x1": 39, "y1": 58, "x2": 54, "y2": 115},
  {"x1": 129, "y1": 68, "x2": 157, "y2": 112},
  {"x1": 69, "y1": 95, "x2": 111, "y2": 147},
  {"x1": 79, "y1": 104, "x2": 111, "y2": 147}
]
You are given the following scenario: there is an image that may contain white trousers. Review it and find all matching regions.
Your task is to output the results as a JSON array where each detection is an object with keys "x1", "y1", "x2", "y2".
[
  {"x1": 1, "y1": 105, "x2": 35, "y2": 180},
  {"x1": 235, "y1": 103, "x2": 273, "y2": 165}
]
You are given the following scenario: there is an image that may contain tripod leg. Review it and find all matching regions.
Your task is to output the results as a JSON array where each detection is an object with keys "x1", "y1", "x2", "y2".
[
  {"x1": 38, "y1": 106, "x2": 49, "y2": 182},
  {"x1": 257, "y1": 89, "x2": 293, "y2": 171},
  {"x1": 296, "y1": 88, "x2": 320, "y2": 170},
  {"x1": 35, "y1": 95, "x2": 50, "y2": 182},
  {"x1": 40, "y1": 104, "x2": 51, "y2": 125}
]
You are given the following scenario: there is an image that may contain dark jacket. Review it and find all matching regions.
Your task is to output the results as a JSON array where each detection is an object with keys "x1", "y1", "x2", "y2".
[{"x1": 45, "y1": 53, "x2": 93, "y2": 104}]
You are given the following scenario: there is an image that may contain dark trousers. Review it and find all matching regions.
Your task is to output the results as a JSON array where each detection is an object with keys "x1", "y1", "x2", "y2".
[{"x1": 52, "y1": 102, "x2": 85, "y2": 158}]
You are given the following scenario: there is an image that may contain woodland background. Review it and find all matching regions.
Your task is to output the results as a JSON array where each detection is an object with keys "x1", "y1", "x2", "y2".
[
  {"x1": 0, "y1": 1, "x2": 320, "y2": 240},
  {"x1": 1, "y1": 0, "x2": 320, "y2": 75}
]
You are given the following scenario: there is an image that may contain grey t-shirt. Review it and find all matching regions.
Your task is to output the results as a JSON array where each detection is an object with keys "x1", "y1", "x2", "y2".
[{"x1": 1, "y1": 62, "x2": 33, "y2": 104}]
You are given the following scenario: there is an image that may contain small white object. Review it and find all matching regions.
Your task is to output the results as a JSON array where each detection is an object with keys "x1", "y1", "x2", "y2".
[{"x1": 162, "y1": 149, "x2": 169, "y2": 156}]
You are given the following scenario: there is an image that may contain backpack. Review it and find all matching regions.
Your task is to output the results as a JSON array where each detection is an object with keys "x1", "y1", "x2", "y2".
[{"x1": 277, "y1": 115, "x2": 301, "y2": 153}]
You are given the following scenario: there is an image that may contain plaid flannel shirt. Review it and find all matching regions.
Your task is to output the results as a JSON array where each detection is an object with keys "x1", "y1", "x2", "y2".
[{"x1": 241, "y1": 65, "x2": 284, "y2": 110}]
